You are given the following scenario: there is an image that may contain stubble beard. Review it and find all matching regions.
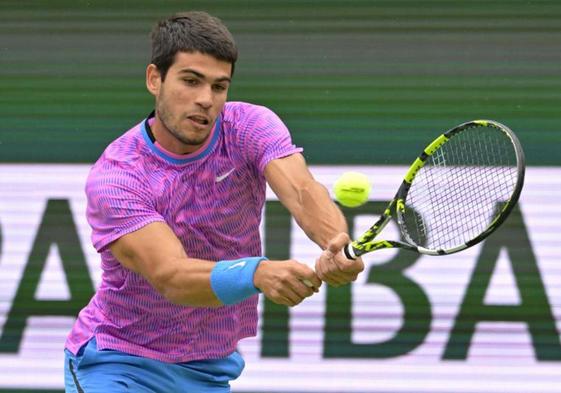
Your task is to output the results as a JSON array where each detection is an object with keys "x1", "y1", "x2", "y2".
[{"x1": 156, "y1": 100, "x2": 210, "y2": 148}]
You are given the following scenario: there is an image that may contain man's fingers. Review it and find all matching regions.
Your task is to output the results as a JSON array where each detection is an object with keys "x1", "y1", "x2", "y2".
[
  {"x1": 320, "y1": 274, "x2": 348, "y2": 287},
  {"x1": 276, "y1": 295, "x2": 297, "y2": 307},
  {"x1": 279, "y1": 279, "x2": 315, "y2": 306},
  {"x1": 291, "y1": 278, "x2": 315, "y2": 298},
  {"x1": 284, "y1": 289, "x2": 303, "y2": 306},
  {"x1": 291, "y1": 262, "x2": 321, "y2": 292},
  {"x1": 333, "y1": 251, "x2": 365, "y2": 273},
  {"x1": 301, "y1": 278, "x2": 322, "y2": 293},
  {"x1": 316, "y1": 249, "x2": 349, "y2": 285},
  {"x1": 301, "y1": 274, "x2": 321, "y2": 290},
  {"x1": 316, "y1": 264, "x2": 350, "y2": 287},
  {"x1": 315, "y1": 237, "x2": 364, "y2": 287},
  {"x1": 327, "y1": 232, "x2": 351, "y2": 254}
]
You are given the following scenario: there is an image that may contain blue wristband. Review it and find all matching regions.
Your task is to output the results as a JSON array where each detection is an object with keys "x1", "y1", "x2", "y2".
[{"x1": 210, "y1": 257, "x2": 267, "y2": 305}]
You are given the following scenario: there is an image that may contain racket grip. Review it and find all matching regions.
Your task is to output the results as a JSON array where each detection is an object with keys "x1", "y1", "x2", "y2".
[
  {"x1": 302, "y1": 279, "x2": 314, "y2": 287},
  {"x1": 343, "y1": 244, "x2": 357, "y2": 260}
]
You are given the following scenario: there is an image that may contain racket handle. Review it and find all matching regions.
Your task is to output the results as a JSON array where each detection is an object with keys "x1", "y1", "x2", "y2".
[
  {"x1": 302, "y1": 279, "x2": 314, "y2": 287},
  {"x1": 343, "y1": 243, "x2": 357, "y2": 260}
]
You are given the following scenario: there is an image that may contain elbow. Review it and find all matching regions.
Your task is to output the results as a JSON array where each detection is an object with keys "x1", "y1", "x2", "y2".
[
  {"x1": 148, "y1": 266, "x2": 184, "y2": 304},
  {"x1": 151, "y1": 270, "x2": 181, "y2": 304},
  {"x1": 159, "y1": 285, "x2": 183, "y2": 305}
]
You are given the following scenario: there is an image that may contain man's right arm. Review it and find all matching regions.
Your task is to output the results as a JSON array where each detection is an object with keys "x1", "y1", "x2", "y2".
[
  {"x1": 110, "y1": 221, "x2": 222, "y2": 306},
  {"x1": 109, "y1": 221, "x2": 321, "y2": 307}
]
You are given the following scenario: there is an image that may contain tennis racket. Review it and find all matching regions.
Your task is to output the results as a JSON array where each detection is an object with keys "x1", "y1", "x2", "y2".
[{"x1": 344, "y1": 119, "x2": 525, "y2": 259}]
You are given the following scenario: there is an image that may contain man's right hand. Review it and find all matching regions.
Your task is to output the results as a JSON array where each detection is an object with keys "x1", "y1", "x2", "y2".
[{"x1": 253, "y1": 260, "x2": 321, "y2": 307}]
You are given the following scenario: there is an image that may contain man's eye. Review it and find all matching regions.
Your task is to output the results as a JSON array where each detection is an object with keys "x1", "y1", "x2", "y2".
[
  {"x1": 213, "y1": 85, "x2": 227, "y2": 92},
  {"x1": 184, "y1": 79, "x2": 199, "y2": 86}
]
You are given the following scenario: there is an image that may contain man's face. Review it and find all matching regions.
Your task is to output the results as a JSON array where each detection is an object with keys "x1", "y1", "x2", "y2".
[{"x1": 147, "y1": 51, "x2": 232, "y2": 153}]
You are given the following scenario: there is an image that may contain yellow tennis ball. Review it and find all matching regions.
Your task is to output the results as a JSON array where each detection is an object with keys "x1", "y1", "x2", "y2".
[{"x1": 333, "y1": 171, "x2": 371, "y2": 208}]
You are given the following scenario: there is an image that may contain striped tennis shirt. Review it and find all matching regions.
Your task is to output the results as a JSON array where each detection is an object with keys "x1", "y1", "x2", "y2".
[{"x1": 65, "y1": 101, "x2": 303, "y2": 363}]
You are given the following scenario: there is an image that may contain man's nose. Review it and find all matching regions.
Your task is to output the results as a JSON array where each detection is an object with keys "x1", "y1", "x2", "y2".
[{"x1": 196, "y1": 86, "x2": 213, "y2": 109}]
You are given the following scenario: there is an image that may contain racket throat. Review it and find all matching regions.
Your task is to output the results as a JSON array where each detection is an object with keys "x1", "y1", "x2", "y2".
[{"x1": 346, "y1": 206, "x2": 395, "y2": 259}]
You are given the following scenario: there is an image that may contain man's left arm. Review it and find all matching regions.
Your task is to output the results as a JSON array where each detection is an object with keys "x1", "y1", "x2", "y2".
[{"x1": 264, "y1": 153, "x2": 364, "y2": 286}]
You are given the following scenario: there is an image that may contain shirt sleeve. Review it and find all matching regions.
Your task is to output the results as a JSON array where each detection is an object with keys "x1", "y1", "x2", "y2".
[
  {"x1": 85, "y1": 163, "x2": 166, "y2": 252},
  {"x1": 237, "y1": 104, "x2": 303, "y2": 173}
]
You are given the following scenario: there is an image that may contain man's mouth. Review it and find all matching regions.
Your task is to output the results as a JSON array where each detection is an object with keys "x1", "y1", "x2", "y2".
[{"x1": 187, "y1": 115, "x2": 209, "y2": 125}]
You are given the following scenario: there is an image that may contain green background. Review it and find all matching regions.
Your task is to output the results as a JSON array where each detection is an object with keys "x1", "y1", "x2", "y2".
[{"x1": 1, "y1": 0, "x2": 560, "y2": 165}]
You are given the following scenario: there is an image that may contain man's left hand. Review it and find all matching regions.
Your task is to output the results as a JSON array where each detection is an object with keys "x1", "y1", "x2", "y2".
[{"x1": 315, "y1": 233, "x2": 364, "y2": 287}]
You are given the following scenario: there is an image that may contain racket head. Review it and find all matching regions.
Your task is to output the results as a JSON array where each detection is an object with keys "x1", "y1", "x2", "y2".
[{"x1": 396, "y1": 120, "x2": 525, "y2": 255}]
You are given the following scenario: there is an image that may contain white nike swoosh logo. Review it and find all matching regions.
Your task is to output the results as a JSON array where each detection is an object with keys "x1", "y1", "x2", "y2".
[
  {"x1": 215, "y1": 168, "x2": 235, "y2": 182},
  {"x1": 227, "y1": 261, "x2": 247, "y2": 270}
]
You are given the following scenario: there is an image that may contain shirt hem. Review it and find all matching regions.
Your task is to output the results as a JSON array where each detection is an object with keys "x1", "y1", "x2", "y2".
[{"x1": 84, "y1": 330, "x2": 257, "y2": 364}]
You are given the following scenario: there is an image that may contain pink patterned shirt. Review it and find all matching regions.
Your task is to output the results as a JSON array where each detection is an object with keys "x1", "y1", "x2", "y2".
[{"x1": 65, "y1": 102, "x2": 303, "y2": 363}]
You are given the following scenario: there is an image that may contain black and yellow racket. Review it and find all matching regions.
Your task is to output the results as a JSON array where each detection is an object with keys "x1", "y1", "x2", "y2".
[{"x1": 344, "y1": 120, "x2": 525, "y2": 259}]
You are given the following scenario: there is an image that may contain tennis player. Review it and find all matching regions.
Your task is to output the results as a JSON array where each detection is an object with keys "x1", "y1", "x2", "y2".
[{"x1": 64, "y1": 11, "x2": 364, "y2": 392}]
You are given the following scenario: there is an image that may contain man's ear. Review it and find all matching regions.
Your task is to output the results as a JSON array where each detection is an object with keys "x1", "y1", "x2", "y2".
[{"x1": 146, "y1": 64, "x2": 162, "y2": 96}]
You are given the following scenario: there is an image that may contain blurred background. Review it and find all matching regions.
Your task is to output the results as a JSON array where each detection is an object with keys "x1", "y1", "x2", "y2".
[
  {"x1": 0, "y1": 1, "x2": 560, "y2": 392},
  {"x1": 2, "y1": 0, "x2": 561, "y2": 164}
]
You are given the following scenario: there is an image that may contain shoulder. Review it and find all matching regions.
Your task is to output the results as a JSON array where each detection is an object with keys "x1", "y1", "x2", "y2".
[
  {"x1": 221, "y1": 101, "x2": 285, "y2": 130},
  {"x1": 100, "y1": 121, "x2": 146, "y2": 166},
  {"x1": 219, "y1": 102, "x2": 301, "y2": 172},
  {"x1": 87, "y1": 121, "x2": 150, "y2": 195}
]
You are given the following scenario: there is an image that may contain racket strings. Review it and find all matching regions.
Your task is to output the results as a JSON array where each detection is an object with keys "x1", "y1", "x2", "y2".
[{"x1": 402, "y1": 125, "x2": 519, "y2": 250}]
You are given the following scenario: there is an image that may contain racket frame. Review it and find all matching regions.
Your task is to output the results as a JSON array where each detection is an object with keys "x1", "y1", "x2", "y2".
[{"x1": 344, "y1": 120, "x2": 526, "y2": 260}]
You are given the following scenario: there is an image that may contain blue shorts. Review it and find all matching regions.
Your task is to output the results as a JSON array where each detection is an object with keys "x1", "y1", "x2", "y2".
[{"x1": 64, "y1": 338, "x2": 244, "y2": 392}]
